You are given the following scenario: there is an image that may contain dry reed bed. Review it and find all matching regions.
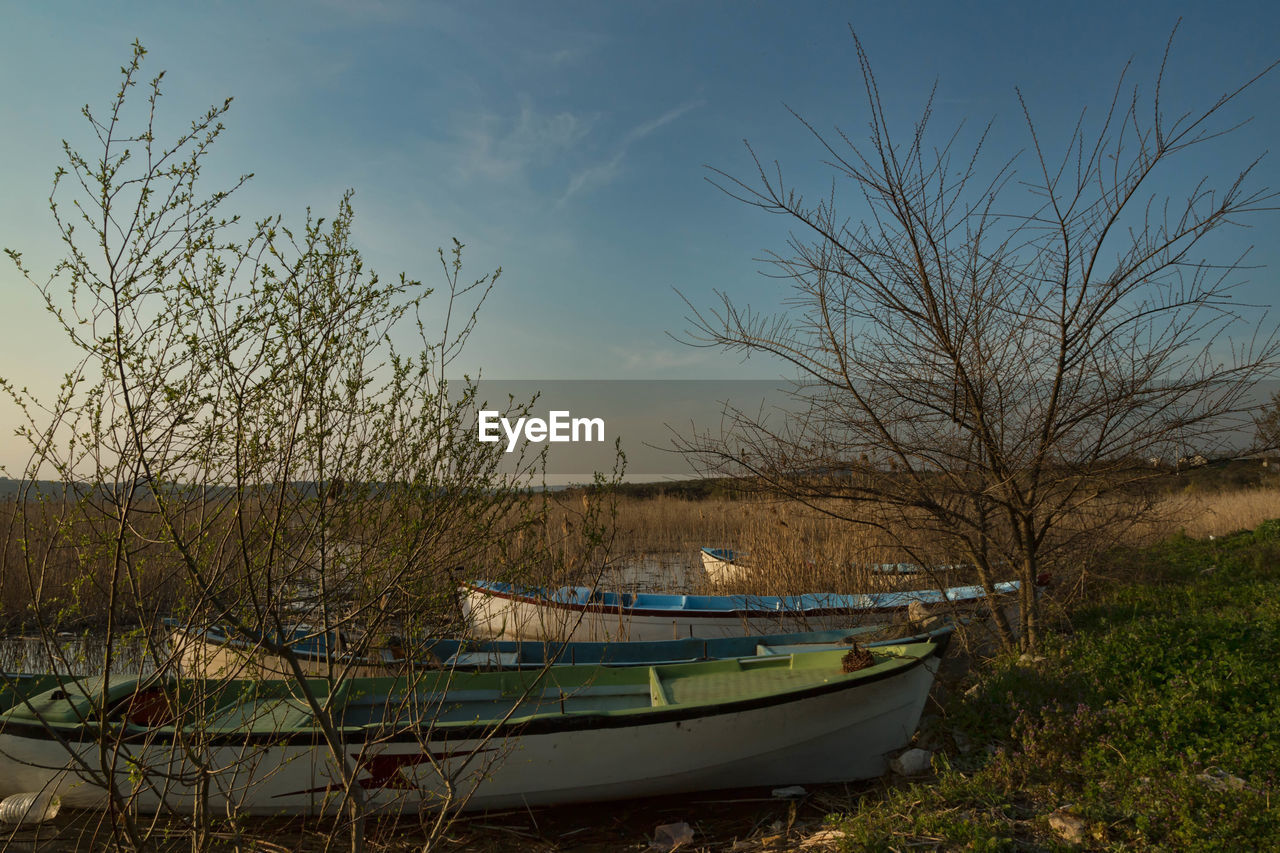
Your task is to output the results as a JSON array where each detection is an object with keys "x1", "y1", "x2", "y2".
[
  {"x1": 1154, "y1": 488, "x2": 1280, "y2": 539},
  {"x1": 4, "y1": 484, "x2": 1280, "y2": 630},
  {"x1": 574, "y1": 485, "x2": 1280, "y2": 595}
]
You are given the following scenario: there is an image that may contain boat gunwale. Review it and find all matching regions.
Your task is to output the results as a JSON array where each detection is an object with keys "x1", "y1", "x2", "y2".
[{"x1": 464, "y1": 579, "x2": 1014, "y2": 619}]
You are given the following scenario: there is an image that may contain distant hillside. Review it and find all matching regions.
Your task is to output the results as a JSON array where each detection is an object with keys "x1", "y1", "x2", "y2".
[{"x1": 0, "y1": 479, "x2": 75, "y2": 500}]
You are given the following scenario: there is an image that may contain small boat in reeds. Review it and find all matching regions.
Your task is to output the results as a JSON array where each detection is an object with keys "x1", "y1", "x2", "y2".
[
  {"x1": 164, "y1": 616, "x2": 951, "y2": 677},
  {"x1": 700, "y1": 546, "x2": 745, "y2": 583},
  {"x1": 701, "y1": 547, "x2": 959, "y2": 584},
  {"x1": 0, "y1": 633, "x2": 947, "y2": 815},
  {"x1": 463, "y1": 578, "x2": 1017, "y2": 642}
]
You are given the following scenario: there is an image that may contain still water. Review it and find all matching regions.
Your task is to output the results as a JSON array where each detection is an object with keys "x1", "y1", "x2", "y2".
[{"x1": 0, "y1": 633, "x2": 156, "y2": 677}]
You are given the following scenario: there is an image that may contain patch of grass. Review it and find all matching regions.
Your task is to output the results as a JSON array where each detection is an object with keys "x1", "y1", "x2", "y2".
[{"x1": 829, "y1": 521, "x2": 1280, "y2": 850}]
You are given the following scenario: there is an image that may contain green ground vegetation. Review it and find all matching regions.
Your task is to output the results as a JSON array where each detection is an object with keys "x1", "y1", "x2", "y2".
[{"x1": 829, "y1": 520, "x2": 1280, "y2": 851}]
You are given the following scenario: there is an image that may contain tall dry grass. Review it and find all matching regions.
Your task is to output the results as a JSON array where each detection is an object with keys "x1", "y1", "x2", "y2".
[
  {"x1": 544, "y1": 493, "x2": 972, "y2": 595},
  {"x1": 0, "y1": 499, "x2": 194, "y2": 630},
  {"x1": 1153, "y1": 488, "x2": 1280, "y2": 539},
  {"x1": 7, "y1": 483, "x2": 1280, "y2": 628},
  {"x1": 551, "y1": 483, "x2": 1280, "y2": 595}
]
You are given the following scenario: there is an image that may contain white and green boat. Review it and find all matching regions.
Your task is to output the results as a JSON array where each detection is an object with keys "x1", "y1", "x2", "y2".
[{"x1": 0, "y1": 633, "x2": 946, "y2": 815}]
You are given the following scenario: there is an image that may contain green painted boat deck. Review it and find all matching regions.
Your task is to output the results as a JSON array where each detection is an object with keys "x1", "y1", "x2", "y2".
[{"x1": 657, "y1": 645, "x2": 920, "y2": 706}]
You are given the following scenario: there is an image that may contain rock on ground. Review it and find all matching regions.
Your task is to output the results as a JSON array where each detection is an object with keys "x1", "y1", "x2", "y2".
[
  {"x1": 1047, "y1": 808, "x2": 1087, "y2": 845},
  {"x1": 889, "y1": 747, "x2": 933, "y2": 776},
  {"x1": 650, "y1": 821, "x2": 694, "y2": 851}
]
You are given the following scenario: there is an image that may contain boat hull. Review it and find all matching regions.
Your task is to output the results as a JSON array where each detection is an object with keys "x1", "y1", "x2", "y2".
[
  {"x1": 463, "y1": 579, "x2": 1013, "y2": 642},
  {"x1": 701, "y1": 547, "x2": 743, "y2": 584},
  {"x1": 702, "y1": 548, "x2": 949, "y2": 584},
  {"x1": 0, "y1": 651, "x2": 938, "y2": 815},
  {"x1": 464, "y1": 585, "x2": 879, "y2": 641}
]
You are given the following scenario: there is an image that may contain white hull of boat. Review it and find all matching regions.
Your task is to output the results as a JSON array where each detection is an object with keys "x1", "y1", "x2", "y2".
[
  {"x1": 701, "y1": 549, "x2": 743, "y2": 584},
  {"x1": 701, "y1": 549, "x2": 948, "y2": 585},
  {"x1": 462, "y1": 579, "x2": 1016, "y2": 643},
  {"x1": 0, "y1": 657, "x2": 938, "y2": 815},
  {"x1": 463, "y1": 586, "x2": 890, "y2": 642}
]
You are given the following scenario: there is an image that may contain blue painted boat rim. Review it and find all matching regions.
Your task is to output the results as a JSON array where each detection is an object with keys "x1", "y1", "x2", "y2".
[{"x1": 463, "y1": 579, "x2": 1018, "y2": 619}]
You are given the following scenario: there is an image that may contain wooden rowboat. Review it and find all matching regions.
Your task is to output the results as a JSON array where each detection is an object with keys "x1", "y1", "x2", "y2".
[
  {"x1": 0, "y1": 633, "x2": 947, "y2": 815},
  {"x1": 463, "y1": 578, "x2": 1017, "y2": 642},
  {"x1": 700, "y1": 546, "x2": 745, "y2": 583},
  {"x1": 701, "y1": 547, "x2": 959, "y2": 584},
  {"x1": 164, "y1": 616, "x2": 950, "y2": 677}
]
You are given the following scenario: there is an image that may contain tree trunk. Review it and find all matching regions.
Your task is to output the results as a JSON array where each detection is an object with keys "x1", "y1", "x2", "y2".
[{"x1": 973, "y1": 558, "x2": 1017, "y2": 650}]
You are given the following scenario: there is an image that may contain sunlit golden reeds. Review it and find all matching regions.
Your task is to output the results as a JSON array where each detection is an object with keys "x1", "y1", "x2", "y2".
[
  {"x1": 1152, "y1": 487, "x2": 1280, "y2": 539},
  {"x1": 6, "y1": 477, "x2": 1280, "y2": 630},
  {"x1": 544, "y1": 478, "x2": 1280, "y2": 596}
]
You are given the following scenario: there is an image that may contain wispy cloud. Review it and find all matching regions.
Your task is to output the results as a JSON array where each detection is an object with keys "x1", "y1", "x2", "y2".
[
  {"x1": 436, "y1": 96, "x2": 702, "y2": 213},
  {"x1": 455, "y1": 98, "x2": 596, "y2": 182},
  {"x1": 623, "y1": 100, "x2": 702, "y2": 146},
  {"x1": 560, "y1": 150, "x2": 626, "y2": 202},
  {"x1": 559, "y1": 99, "x2": 703, "y2": 205}
]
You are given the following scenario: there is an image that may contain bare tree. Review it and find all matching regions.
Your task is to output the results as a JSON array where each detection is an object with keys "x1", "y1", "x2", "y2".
[
  {"x1": 2, "y1": 41, "x2": 618, "y2": 850},
  {"x1": 679, "y1": 26, "x2": 1280, "y2": 650}
]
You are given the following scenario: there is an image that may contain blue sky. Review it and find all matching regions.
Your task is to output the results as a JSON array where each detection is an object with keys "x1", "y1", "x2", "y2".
[{"x1": 2, "y1": 1, "x2": 1278, "y2": 473}]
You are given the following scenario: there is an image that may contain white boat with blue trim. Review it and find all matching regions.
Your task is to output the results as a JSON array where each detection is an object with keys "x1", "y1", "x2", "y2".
[{"x1": 462, "y1": 578, "x2": 1017, "y2": 642}]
